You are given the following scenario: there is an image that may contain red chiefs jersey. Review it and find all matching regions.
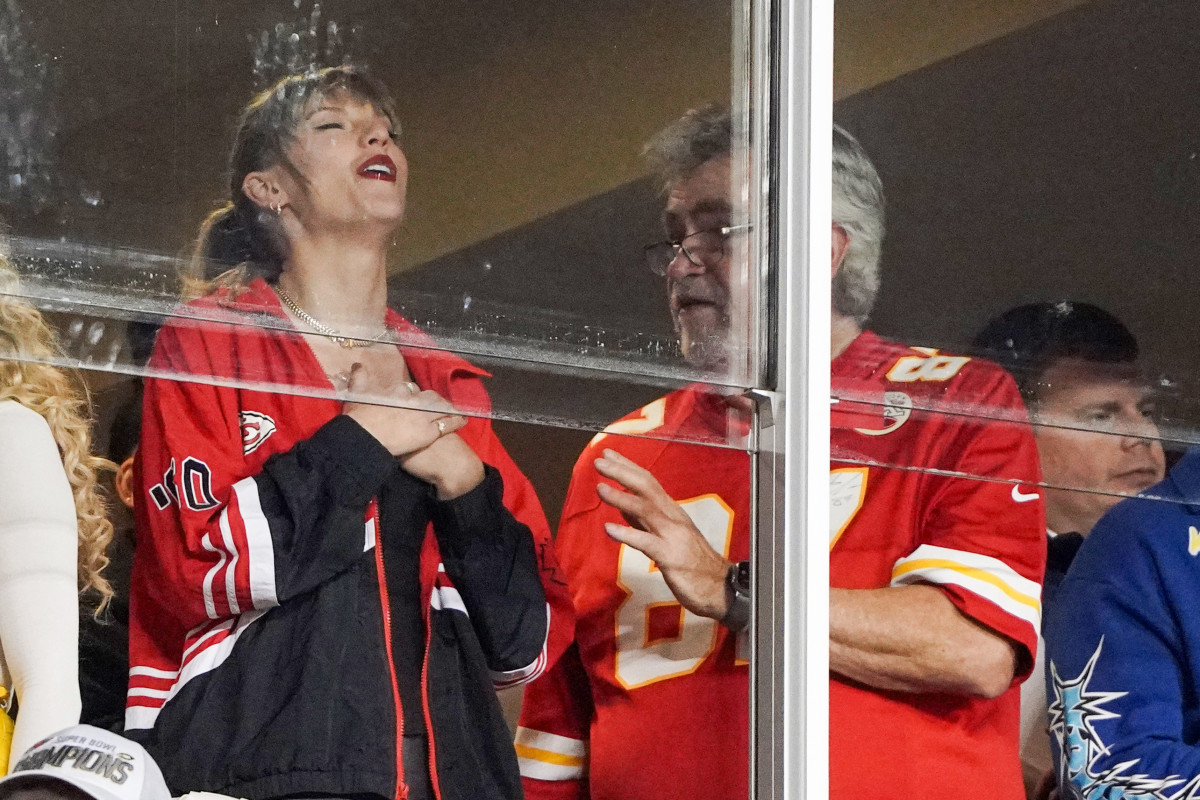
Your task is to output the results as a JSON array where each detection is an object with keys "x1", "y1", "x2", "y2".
[
  {"x1": 829, "y1": 331, "x2": 1046, "y2": 800},
  {"x1": 128, "y1": 278, "x2": 574, "y2": 731},
  {"x1": 516, "y1": 386, "x2": 751, "y2": 800}
]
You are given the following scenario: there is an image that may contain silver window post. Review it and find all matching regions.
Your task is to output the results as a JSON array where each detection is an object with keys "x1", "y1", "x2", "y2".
[{"x1": 748, "y1": 0, "x2": 831, "y2": 797}]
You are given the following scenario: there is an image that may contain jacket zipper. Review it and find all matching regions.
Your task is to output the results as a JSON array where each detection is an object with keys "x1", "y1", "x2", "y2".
[
  {"x1": 421, "y1": 584, "x2": 443, "y2": 800},
  {"x1": 373, "y1": 510, "x2": 409, "y2": 800}
]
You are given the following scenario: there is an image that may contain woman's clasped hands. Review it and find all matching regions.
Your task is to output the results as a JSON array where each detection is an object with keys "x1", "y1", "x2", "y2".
[{"x1": 341, "y1": 352, "x2": 484, "y2": 499}]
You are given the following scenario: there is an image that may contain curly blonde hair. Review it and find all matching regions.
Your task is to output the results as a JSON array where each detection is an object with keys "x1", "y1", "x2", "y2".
[{"x1": 0, "y1": 258, "x2": 113, "y2": 610}]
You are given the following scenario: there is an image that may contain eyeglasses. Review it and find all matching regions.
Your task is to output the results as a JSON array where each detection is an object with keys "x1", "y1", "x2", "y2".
[{"x1": 643, "y1": 224, "x2": 752, "y2": 276}]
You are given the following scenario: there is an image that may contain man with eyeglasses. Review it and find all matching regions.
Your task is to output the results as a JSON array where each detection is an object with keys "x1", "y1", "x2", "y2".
[
  {"x1": 515, "y1": 104, "x2": 754, "y2": 800},
  {"x1": 515, "y1": 113, "x2": 1044, "y2": 799}
]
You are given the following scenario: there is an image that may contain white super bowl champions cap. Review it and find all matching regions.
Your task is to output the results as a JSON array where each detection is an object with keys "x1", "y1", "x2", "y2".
[{"x1": 0, "y1": 725, "x2": 170, "y2": 800}]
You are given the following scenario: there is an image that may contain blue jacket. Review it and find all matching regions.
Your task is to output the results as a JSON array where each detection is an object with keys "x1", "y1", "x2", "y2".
[{"x1": 1045, "y1": 448, "x2": 1200, "y2": 799}]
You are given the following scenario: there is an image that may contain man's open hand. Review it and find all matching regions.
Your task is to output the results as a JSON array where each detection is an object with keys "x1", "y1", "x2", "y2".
[{"x1": 594, "y1": 448, "x2": 731, "y2": 620}]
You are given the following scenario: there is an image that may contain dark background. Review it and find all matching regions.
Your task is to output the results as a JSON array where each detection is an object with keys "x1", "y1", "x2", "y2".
[{"x1": 834, "y1": 0, "x2": 1200, "y2": 442}]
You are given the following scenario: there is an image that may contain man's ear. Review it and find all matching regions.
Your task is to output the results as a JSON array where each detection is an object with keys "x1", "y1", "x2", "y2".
[
  {"x1": 242, "y1": 170, "x2": 288, "y2": 211},
  {"x1": 831, "y1": 222, "x2": 850, "y2": 278}
]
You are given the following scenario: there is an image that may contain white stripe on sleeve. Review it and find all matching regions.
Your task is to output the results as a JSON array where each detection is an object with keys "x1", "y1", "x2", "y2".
[
  {"x1": 231, "y1": 477, "x2": 278, "y2": 609},
  {"x1": 218, "y1": 511, "x2": 242, "y2": 615},
  {"x1": 491, "y1": 604, "x2": 551, "y2": 688},
  {"x1": 515, "y1": 726, "x2": 587, "y2": 782},
  {"x1": 891, "y1": 544, "x2": 1041, "y2": 631},
  {"x1": 128, "y1": 666, "x2": 179, "y2": 681},
  {"x1": 430, "y1": 585, "x2": 469, "y2": 615},
  {"x1": 199, "y1": 533, "x2": 223, "y2": 620}
]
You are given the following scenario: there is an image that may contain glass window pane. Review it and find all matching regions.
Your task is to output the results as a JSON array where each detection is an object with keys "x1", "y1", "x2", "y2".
[
  {"x1": 831, "y1": 4, "x2": 1200, "y2": 800},
  {"x1": 0, "y1": 0, "x2": 764, "y2": 448}
]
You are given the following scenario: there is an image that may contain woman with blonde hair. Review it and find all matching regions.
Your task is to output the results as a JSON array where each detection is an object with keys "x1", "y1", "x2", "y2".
[
  {"x1": 0, "y1": 259, "x2": 112, "y2": 771},
  {"x1": 127, "y1": 66, "x2": 571, "y2": 800}
]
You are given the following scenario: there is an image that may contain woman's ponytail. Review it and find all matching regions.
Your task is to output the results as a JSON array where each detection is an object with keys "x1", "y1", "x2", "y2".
[{"x1": 185, "y1": 199, "x2": 285, "y2": 298}]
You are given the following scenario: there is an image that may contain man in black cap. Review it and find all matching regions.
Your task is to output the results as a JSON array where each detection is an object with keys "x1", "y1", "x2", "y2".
[{"x1": 972, "y1": 301, "x2": 1166, "y2": 796}]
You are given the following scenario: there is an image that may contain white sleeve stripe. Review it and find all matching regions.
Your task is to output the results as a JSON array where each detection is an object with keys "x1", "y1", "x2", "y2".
[
  {"x1": 494, "y1": 650, "x2": 545, "y2": 689},
  {"x1": 893, "y1": 544, "x2": 1042, "y2": 600},
  {"x1": 129, "y1": 666, "x2": 179, "y2": 680},
  {"x1": 124, "y1": 608, "x2": 268, "y2": 731},
  {"x1": 182, "y1": 618, "x2": 235, "y2": 662},
  {"x1": 199, "y1": 533, "x2": 223, "y2": 619},
  {"x1": 514, "y1": 727, "x2": 587, "y2": 758},
  {"x1": 218, "y1": 511, "x2": 242, "y2": 615},
  {"x1": 515, "y1": 724, "x2": 588, "y2": 782},
  {"x1": 891, "y1": 561, "x2": 1041, "y2": 631},
  {"x1": 124, "y1": 706, "x2": 161, "y2": 731},
  {"x1": 517, "y1": 756, "x2": 585, "y2": 782},
  {"x1": 232, "y1": 477, "x2": 278, "y2": 609},
  {"x1": 127, "y1": 687, "x2": 171, "y2": 700},
  {"x1": 515, "y1": 726, "x2": 588, "y2": 781},
  {"x1": 430, "y1": 585, "x2": 468, "y2": 615}
]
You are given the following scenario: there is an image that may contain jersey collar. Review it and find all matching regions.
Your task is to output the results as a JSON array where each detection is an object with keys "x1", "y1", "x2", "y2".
[{"x1": 238, "y1": 276, "x2": 490, "y2": 384}]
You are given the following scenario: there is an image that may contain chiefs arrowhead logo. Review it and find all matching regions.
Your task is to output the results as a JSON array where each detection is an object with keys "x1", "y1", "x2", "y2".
[
  {"x1": 240, "y1": 411, "x2": 277, "y2": 455},
  {"x1": 853, "y1": 391, "x2": 913, "y2": 436}
]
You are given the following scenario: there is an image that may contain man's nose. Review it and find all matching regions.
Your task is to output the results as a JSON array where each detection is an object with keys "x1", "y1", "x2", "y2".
[
  {"x1": 1120, "y1": 414, "x2": 1161, "y2": 448},
  {"x1": 666, "y1": 248, "x2": 706, "y2": 279}
]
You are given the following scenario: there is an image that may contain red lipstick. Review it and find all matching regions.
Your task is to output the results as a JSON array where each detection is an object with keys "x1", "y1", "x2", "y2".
[{"x1": 357, "y1": 154, "x2": 397, "y2": 182}]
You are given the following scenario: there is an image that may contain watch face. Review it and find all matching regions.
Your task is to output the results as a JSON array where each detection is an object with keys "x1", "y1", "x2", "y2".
[{"x1": 734, "y1": 561, "x2": 751, "y2": 594}]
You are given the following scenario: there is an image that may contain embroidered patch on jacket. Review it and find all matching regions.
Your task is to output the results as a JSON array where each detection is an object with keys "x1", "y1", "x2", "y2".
[{"x1": 240, "y1": 411, "x2": 277, "y2": 455}]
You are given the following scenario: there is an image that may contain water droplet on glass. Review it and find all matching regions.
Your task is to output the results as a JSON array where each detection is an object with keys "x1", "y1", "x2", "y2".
[
  {"x1": 482, "y1": 261, "x2": 493, "y2": 272},
  {"x1": 87, "y1": 321, "x2": 105, "y2": 346}
]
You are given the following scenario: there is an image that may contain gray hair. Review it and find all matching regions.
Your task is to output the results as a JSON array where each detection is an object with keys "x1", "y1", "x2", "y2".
[
  {"x1": 642, "y1": 113, "x2": 884, "y2": 324},
  {"x1": 832, "y1": 125, "x2": 885, "y2": 324},
  {"x1": 643, "y1": 104, "x2": 731, "y2": 189}
]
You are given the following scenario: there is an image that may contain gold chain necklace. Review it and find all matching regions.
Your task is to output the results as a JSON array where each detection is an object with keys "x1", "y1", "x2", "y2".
[{"x1": 273, "y1": 285, "x2": 390, "y2": 349}]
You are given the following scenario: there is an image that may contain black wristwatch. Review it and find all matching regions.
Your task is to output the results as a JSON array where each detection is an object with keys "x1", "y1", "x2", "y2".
[{"x1": 721, "y1": 560, "x2": 751, "y2": 631}]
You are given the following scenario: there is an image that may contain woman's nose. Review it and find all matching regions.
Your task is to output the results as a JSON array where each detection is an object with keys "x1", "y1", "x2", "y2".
[{"x1": 365, "y1": 121, "x2": 392, "y2": 148}]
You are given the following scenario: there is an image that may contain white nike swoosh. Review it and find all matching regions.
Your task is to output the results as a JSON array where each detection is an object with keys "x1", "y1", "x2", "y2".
[{"x1": 1011, "y1": 485, "x2": 1040, "y2": 503}]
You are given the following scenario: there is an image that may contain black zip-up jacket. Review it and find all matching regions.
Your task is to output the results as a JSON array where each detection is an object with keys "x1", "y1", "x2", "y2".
[{"x1": 129, "y1": 291, "x2": 566, "y2": 800}]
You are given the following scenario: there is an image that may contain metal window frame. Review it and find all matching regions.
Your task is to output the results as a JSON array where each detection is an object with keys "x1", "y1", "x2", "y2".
[{"x1": 746, "y1": 0, "x2": 832, "y2": 797}]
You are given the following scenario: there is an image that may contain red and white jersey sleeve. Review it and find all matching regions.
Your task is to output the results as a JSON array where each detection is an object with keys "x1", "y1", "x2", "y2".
[
  {"x1": 129, "y1": 317, "x2": 374, "y2": 729},
  {"x1": 514, "y1": 643, "x2": 594, "y2": 800},
  {"x1": 517, "y1": 387, "x2": 751, "y2": 800}
]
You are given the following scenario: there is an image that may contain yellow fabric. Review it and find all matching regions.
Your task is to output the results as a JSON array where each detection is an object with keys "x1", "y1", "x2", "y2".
[{"x1": 0, "y1": 687, "x2": 13, "y2": 777}]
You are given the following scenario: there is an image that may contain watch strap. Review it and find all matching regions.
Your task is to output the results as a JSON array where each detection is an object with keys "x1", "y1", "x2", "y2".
[{"x1": 721, "y1": 560, "x2": 751, "y2": 631}]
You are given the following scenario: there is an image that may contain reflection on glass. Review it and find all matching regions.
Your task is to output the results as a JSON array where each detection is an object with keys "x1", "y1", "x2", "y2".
[
  {"x1": 251, "y1": 0, "x2": 357, "y2": 89},
  {"x1": 0, "y1": 0, "x2": 58, "y2": 213},
  {"x1": 124, "y1": 66, "x2": 577, "y2": 800},
  {"x1": 829, "y1": 124, "x2": 1045, "y2": 799},
  {"x1": 516, "y1": 105, "x2": 752, "y2": 800},
  {"x1": 973, "y1": 301, "x2": 1166, "y2": 528},
  {"x1": 0, "y1": 0, "x2": 744, "y2": 446}
]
